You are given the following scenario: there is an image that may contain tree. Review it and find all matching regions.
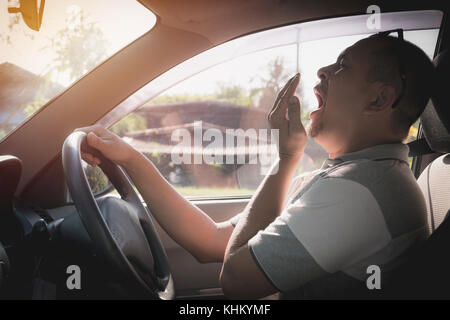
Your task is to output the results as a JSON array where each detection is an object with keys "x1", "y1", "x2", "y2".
[
  {"x1": 215, "y1": 83, "x2": 254, "y2": 106},
  {"x1": 1, "y1": 0, "x2": 36, "y2": 45},
  {"x1": 45, "y1": 8, "x2": 111, "y2": 194},
  {"x1": 85, "y1": 165, "x2": 109, "y2": 194},
  {"x1": 45, "y1": 6, "x2": 109, "y2": 83},
  {"x1": 110, "y1": 113, "x2": 147, "y2": 136},
  {"x1": 143, "y1": 56, "x2": 309, "y2": 120},
  {"x1": 256, "y1": 57, "x2": 310, "y2": 123},
  {"x1": 0, "y1": 6, "x2": 109, "y2": 140}
]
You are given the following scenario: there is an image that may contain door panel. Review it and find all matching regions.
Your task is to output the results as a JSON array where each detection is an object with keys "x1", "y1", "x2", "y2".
[{"x1": 150, "y1": 198, "x2": 249, "y2": 298}]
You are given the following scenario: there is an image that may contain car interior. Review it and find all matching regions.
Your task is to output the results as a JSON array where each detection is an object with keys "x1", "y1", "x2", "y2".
[{"x1": 0, "y1": 0, "x2": 449, "y2": 299}]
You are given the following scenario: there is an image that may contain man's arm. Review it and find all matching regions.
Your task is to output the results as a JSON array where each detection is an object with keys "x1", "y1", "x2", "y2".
[
  {"x1": 76, "y1": 73, "x2": 303, "y2": 271},
  {"x1": 120, "y1": 150, "x2": 236, "y2": 263},
  {"x1": 77, "y1": 125, "x2": 234, "y2": 263},
  {"x1": 220, "y1": 73, "x2": 307, "y2": 298}
]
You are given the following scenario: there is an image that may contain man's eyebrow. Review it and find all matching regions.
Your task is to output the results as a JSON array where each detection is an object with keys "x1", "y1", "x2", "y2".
[{"x1": 336, "y1": 49, "x2": 350, "y2": 62}]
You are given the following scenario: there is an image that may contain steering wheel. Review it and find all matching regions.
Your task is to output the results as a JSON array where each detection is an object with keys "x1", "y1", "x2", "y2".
[{"x1": 62, "y1": 131, "x2": 174, "y2": 299}]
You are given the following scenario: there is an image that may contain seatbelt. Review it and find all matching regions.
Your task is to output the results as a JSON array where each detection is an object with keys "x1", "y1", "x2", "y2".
[{"x1": 407, "y1": 137, "x2": 434, "y2": 157}]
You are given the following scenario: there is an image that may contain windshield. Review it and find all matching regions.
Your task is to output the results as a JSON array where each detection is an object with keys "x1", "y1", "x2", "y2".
[{"x1": 0, "y1": 0, "x2": 156, "y2": 141}]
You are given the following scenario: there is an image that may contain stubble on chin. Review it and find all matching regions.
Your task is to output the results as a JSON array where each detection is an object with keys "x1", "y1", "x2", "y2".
[{"x1": 307, "y1": 119, "x2": 324, "y2": 138}]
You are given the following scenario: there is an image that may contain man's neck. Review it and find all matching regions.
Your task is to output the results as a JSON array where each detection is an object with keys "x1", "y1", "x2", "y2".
[{"x1": 328, "y1": 136, "x2": 402, "y2": 159}]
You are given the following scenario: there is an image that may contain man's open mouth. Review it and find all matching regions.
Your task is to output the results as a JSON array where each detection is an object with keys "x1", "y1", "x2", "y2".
[
  {"x1": 314, "y1": 88, "x2": 326, "y2": 109},
  {"x1": 310, "y1": 87, "x2": 326, "y2": 121}
]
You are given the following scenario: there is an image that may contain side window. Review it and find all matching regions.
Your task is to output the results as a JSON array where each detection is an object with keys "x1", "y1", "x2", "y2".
[
  {"x1": 105, "y1": 19, "x2": 440, "y2": 198},
  {"x1": 405, "y1": 119, "x2": 420, "y2": 144},
  {"x1": 406, "y1": 119, "x2": 420, "y2": 167},
  {"x1": 110, "y1": 45, "x2": 307, "y2": 197}
]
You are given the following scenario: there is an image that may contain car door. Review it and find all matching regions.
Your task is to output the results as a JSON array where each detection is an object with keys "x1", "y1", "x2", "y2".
[{"x1": 87, "y1": 9, "x2": 442, "y2": 299}]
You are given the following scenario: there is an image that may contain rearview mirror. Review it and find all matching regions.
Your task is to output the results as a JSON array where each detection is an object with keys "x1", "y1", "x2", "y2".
[{"x1": 8, "y1": 0, "x2": 45, "y2": 31}]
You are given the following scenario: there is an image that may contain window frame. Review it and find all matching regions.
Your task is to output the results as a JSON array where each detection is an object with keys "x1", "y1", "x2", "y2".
[{"x1": 96, "y1": 10, "x2": 443, "y2": 201}]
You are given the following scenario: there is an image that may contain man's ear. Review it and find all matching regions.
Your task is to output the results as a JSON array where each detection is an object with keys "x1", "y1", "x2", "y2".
[{"x1": 365, "y1": 84, "x2": 397, "y2": 115}]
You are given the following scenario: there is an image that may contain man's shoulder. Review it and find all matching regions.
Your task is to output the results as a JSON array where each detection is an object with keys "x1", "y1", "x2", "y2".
[
  {"x1": 315, "y1": 158, "x2": 427, "y2": 237},
  {"x1": 291, "y1": 174, "x2": 377, "y2": 208},
  {"x1": 322, "y1": 158, "x2": 416, "y2": 192}
]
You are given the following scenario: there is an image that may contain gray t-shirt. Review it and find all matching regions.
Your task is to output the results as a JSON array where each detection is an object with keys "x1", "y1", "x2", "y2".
[{"x1": 232, "y1": 143, "x2": 429, "y2": 299}]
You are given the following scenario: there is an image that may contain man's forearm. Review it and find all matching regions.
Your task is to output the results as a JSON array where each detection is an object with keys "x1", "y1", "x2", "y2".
[
  {"x1": 121, "y1": 150, "x2": 227, "y2": 262},
  {"x1": 225, "y1": 154, "x2": 302, "y2": 257},
  {"x1": 224, "y1": 73, "x2": 305, "y2": 258}
]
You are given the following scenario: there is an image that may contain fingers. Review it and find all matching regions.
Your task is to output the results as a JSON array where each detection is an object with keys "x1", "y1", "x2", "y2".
[
  {"x1": 269, "y1": 73, "x2": 300, "y2": 118},
  {"x1": 74, "y1": 124, "x2": 107, "y2": 137},
  {"x1": 284, "y1": 73, "x2": 300, "y2": 101},
  {"x1": 81, "y1": 152, "x2": 101, "y2": 167},
  {"x1": 79, "y1": 131, "x2": 107, "y2": 166},
  {"x1": 86, "y1": 131, "x2": 106, "y2": 152},
  {"x1": 287, "y1": 96, "x2": 304, "y2": 132},
  {"x1": 279, "y1": 73, "x2": 299, "y2": 98},
  {"x1": 74, "y1": 125, "x2": 109, "y2": 152},
  {"x1": 270, "y1": 73, "x2": 300, "y2": 122},
  {"x1": 271, "y1": 76, "x2": 294, "y2": 112},
  {"x1": 74, "y1": 126, "x2": 105, "y2": 166}
]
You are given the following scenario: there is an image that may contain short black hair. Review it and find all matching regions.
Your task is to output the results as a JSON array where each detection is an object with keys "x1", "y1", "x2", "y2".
[{"x1": 363, "y1": 34, "x2": 436, "y2": 136}]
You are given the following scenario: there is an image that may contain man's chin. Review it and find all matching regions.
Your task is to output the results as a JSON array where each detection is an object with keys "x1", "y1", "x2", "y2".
[{"x1": 307, "y1": 119, "x2": 324, "y2": 138}]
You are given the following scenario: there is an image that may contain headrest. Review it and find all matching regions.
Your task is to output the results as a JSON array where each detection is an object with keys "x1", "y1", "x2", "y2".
[{"x1": 421, "y1": 50, "x2": 450, "y2": 153}]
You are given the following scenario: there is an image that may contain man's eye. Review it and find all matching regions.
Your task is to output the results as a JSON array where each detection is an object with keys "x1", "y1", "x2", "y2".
[{"x1": 334, "y1": 60, "x2": 345, "y2": 74}]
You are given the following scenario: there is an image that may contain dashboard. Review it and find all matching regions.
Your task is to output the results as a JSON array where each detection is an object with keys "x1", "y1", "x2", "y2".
[{"x1": 0, "y1": 154, "x2": 116, "y2": 298}]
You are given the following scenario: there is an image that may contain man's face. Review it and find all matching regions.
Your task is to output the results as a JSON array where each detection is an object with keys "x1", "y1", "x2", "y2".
[{"x1": 309, "y1": 39, "x2": 377, "y2": 152}]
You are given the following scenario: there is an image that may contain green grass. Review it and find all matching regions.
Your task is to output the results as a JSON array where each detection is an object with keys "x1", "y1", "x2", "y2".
[
  {"x1": 174, "y1": 186, "x2": 255, "y2": 197},
  {"x1": 109, "y1": 185, "x2": 254, "y2": 198}
]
